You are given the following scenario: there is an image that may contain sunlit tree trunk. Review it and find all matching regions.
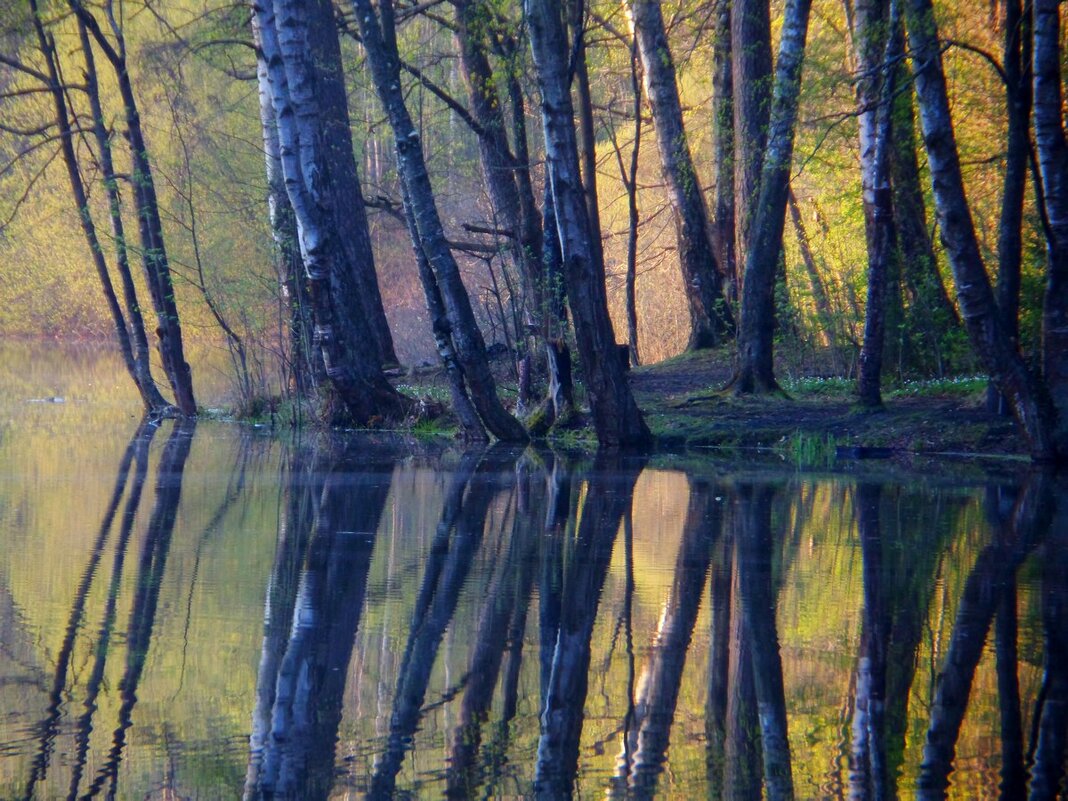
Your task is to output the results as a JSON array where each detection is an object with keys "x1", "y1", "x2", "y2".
[
  {"x1": 71, "y1": 2, "x2": 197, "y2": 416},
  {"x1": 351, "y1": 0, "x2": 527, "y2": 442},
  {"x1": 632, "y1": 0, "x2": 733, "y2": 349},
  {"x1": 1033, "y1": 0, "x2": 1068, "y2": 453},
  {"x1": 253, "y1": 0, "x2": 412, "y2": 425},
  {"x1": 524, "y1": 0, "x2": 650, "y2": 446},
  {"x1": 905, "y1": 0, "x2": 1059, "y2": 461},
  {"x1": 734, "y1": 0, "x2": 814, "y2": 394},
  {"x1": 788, "y1": 190, "x2": 838, "y2": 354}
]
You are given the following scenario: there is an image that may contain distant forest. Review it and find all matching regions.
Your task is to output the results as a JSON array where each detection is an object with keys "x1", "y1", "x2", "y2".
[{"x1": 0, "y1": 0, "x2": 1066, "y2": 457}]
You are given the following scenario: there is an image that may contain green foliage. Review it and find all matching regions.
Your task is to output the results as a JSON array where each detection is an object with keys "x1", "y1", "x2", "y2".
[{"x1": 780, "y1": 430, "x2": 839, "y2": 467}]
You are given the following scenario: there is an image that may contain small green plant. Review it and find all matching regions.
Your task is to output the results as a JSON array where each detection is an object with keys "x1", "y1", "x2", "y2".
[{"x1": 781, "y1": 430, "x2": 838, "y2": 466}]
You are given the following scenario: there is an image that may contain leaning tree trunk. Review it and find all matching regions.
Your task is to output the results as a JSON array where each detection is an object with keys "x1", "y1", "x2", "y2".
[
  {"x1": 1033, "y1": 0, "x2": 1068, "y2": 454},
  {"x1": 632, "y1": 0, "x2": 733, "y2": 349},
  {"x1": 788, "y1": 189, "x2": 838, "y2": 354},
  {"x1": 350, "y1": 0, "x2": 527, "y2": 442},
  {"x1": 75, "y1": 18, "x2": 168, "y2": 412},
  {"x1": 905, "y1": 0, "x2": 1059, "y2": 461},
  {"x1": 853, "y1": 0, "x2": 902, "y2": 408},
  {"x1": 306, "y1": 0, "x2": 398, "y2": 367},
  {"x1": 70, "y1": 3, "x2": 197, "y2": 417},
  {"x1": 30, "y1": 6, "x2": 146, "y2": 410},
  {"x1": 524, "y1": 0, "x2": 651, "y2": 447},
  {"x1": 732, "y1": 0, "x2": 773, "y2": 271},
  {"x1": 254, "y1": 0, "x2": 412, "y2": 425},
  {"x1": 734, "y1": 0, "x2": 814, "y2": 394}
]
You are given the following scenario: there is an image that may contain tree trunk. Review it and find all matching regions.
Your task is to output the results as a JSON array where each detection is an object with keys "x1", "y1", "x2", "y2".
[
  {"x1": 350, "y1": 0, "x2": 527, "y2": 442},
  {"x1": 70, "y1": 3, "x2": 197, "y2": 417},
  {"x1": 853, "y1": 0, "x2": 902, "y2": 407},
  {"x1": 905, "y1": 0, "x2": 1059, "y2": 461},
  {"x1": 889, "y1": 72, "x2": 959, "y2": 372},
  {"x1": 713, "y1": 0, "x2": 738, "y2": 300},
  {"x1": 525, "y1": 0, "x2": 651, "y2": 447},
  {"x1": 734, "y1": 0, "x2": 814, "y2": 394},
  {"x1": 732, "y1": 0, "x2": 773, "y2": 271},
  {"x1": 251, "y1": 7, "x2": 319, "y2": 396},
  {"x1": 306, "y1": 0, "x2": 398, "y2": 367},
  {"x1": 632, "y1": 0, "x2": 733, "y2": 350},
  {"x1": 788, "y1": 189, "x2": 838, "y2": 354},
  {"x1": 566, "y1": 0, "x2": 605, "y2": 272},
  {"x1": 30, "y1": 6, "x2": 150, "y2": 412},
  {"x1": 74, "y1": 18, "x2": 168, "y2": 412},
  {"x1": 400, "y1": 184, "x2": 488, "y2": 442},
  {"x1": 988, "y1": 0, "x2": 1032, "y2": 415},
  {"x1": 254, "y1": 0, "x2": 412, "y2": 425},
  {"x1": 454, "y1": 0, "x2": 544, "y2": 315},
  {"x1": 1033, "y1": 0, "x2": 1068, "y2": 453}
]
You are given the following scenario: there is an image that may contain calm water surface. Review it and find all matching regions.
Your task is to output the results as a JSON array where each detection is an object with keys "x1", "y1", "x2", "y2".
[{"x1": 0, "y1": 343, "x2": 1065, "y2": 799}]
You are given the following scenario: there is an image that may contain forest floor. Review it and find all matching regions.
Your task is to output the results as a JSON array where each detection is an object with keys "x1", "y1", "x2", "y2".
[
  {"x1": 399, "y1": 347, "x2": 1026, "y2": 461},
  {"x1": 628, "y1": 348, "x2": 1024, "y2": 460}
]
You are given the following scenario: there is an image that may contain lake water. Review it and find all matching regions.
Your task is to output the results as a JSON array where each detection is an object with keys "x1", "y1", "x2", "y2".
[{"x1": 0, "y1": 343, "x2": 1065, "y2": 799}]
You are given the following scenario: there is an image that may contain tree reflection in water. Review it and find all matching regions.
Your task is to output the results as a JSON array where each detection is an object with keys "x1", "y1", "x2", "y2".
[{"x1": 9, "y1": 426, "x2": 1068, "y2": 800}]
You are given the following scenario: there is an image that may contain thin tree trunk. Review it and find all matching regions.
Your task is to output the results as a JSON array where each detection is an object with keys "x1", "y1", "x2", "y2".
[
  {"x1": 254, "y1": 0, "x2": 413, "y2": 425},
  {"x1": 788, "y1": 189, "x2": 838, "y2": 353},
  {"x1": 400, "y1": 183, "x2": 488, "y2": 442},
  {"x1": 732, "y1": 0, "x2": 773, "y2": 271},
  {"x1": 454, "y1": 0, "x2": 545, "y2": 342},
  {"x1": 987, "y1": 0, "x2": 1032, "y2": 415},
  {"x1": 724, "y1": 533, "x2": 763, "y2": 800},
  {"x1": 351, "y1": 0, "x2": 527, "y2": 442},
  {"x1": 905, "y1": 0, "x2": 1059, "y2": 461},
  {"x1": 632, "y1": 0, "x2": 733, "y2": 349},
  {"x1": 713, "y1": 0, "x2": 738, "y2": 300},
  {"x1": 29, "y1": 6, "x2": 149, "y2": 411},
  {"x1": 524, "y1": 0, "x2": 650, "y2": 447},
  {"x1": 306, "y1": 0, "x2": 398, "y2": 367},
  {"x1": 733, "y1": 0, "x2": 814, "y2": 394},
  {"x1": 75, "y1": 18, "x2": 168, "y2": 412},
  {"x1": 567, "y1": 0, "x2": 605, "y2": 272},
  {"x1": 853, "y1": 0, "x2": 902, "y2": 407},
  {"x1": 71, "y1": 3, "x2": 197, "y2": 416},
  {"x1": 1033, "y1": 0, "x2": 1068, "y2": 454}
]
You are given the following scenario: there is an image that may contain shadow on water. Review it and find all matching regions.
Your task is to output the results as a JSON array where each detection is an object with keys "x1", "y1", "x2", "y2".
[{"x1": 8, "y1": 420, "x2": 1068, "y2": 799}]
